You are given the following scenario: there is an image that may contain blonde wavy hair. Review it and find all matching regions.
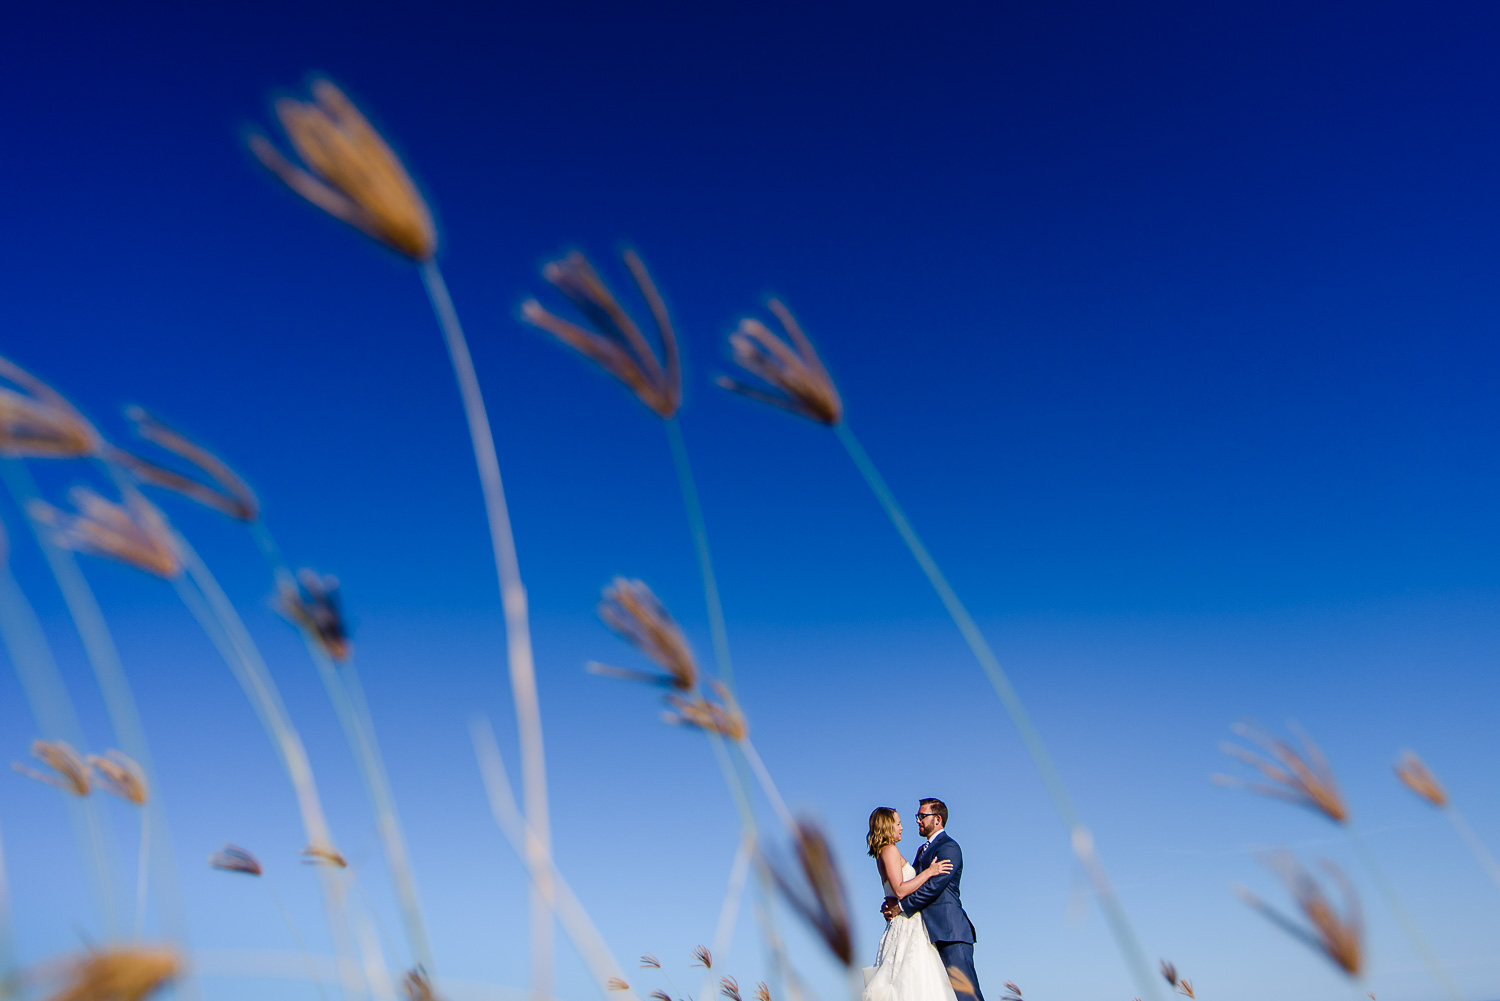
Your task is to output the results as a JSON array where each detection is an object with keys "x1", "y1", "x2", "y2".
[{"x1": 866, "y1": 806, "x2": 899, "y2": 857}]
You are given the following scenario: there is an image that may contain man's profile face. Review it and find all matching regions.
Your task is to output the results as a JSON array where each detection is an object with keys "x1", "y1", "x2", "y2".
[{"x1": 915, "y1": 805, "x2": 941, "y2": 838}]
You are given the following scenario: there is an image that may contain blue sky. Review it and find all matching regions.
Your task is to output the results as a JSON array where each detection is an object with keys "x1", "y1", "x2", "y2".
[{"x1": 3, "y1": 2, "x2": 1500, "y2": 1000}]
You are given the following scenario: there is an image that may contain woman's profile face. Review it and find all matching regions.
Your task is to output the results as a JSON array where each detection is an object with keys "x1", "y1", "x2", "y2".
[{"x1": 893, "y1": 813, "x2": 904, "y2": 840}]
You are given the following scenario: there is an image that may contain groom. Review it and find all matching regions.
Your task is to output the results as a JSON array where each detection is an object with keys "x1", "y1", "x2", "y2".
[{"x1": 881, "y1": 798, "x2": 984, "y2": 1001}]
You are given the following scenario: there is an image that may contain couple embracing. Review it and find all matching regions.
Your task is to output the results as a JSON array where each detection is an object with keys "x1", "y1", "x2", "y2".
[{"x1": 862, "y1": 799, "x2": 984, "y2": 1001}]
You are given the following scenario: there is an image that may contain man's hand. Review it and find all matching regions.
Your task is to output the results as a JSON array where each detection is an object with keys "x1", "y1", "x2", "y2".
[{"x1": 880, "y1": 896, "x2": 900, "y2": 920}]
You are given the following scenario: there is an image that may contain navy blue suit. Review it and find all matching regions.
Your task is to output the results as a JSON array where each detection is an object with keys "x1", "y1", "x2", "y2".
[{"x1": 900, "y1": 831, "x2": 982, "y2": 1001}]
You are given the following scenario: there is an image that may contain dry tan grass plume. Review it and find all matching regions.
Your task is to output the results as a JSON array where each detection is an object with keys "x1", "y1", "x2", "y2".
[
  {"x1": 29, "y1": 488, "x2": 180, "y2": 579},
  {"x1": 0, "y1": 356, "x2": 98, "y2": 458},
  {"x1": 717, "y1": 300, "x2": 842, "y2": 426},
  {"x1": 1215, "y1": 720, "x2": 1347, "y2": 823},
  {"x1": 521, "y1": 250, "x2": 681, "y2": 418},
  {"x1": 277, "y1": 568, "x2": 351, "y2": 661},
  {"x1": 13, "y1": 739, "x2": 92, "y2": 796},
  {"x1": 114, "y1": 407, "x2": 259, "y2": 522},
  {"x1": 591, "y1": 577, "x2": 697, "y2": 691},
  {"x1": 663, "y1": 682, "x2": 746, "y2": 741},
  {"x1": 42, "y1": 946, "x2": 180, "y2": 1001},
  {"x1": 87, "y1": 750, "x2": 147, "y2": 805},
  {"x1": 772, "y1": 820, "x2": 853, "y2": 966},
  {"x1": 208, "y1": 845, "x2": 262, "y2": 876},
  {"x1": 1235, "y1": 852, "x2": 1363, "y2": 976},
  {"x1": 1394, "y1": 751, "x2": 1447, "y2": 808},
  {"x1": 250, "y1": 80, "x2": 436, "y2": 261}
]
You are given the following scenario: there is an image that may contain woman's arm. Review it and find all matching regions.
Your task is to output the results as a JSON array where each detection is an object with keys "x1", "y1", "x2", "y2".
[{"x1": 880, "y1": 845, "x2": 952, "y2": 899}]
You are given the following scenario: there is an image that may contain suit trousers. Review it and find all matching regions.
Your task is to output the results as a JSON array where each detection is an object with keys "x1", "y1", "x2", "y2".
[{"x1": 934, "y1": 941, "x2": 984, "y2": 1001}]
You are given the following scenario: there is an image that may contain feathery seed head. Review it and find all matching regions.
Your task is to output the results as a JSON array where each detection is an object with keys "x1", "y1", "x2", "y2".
[
  {"x1": 14, "y1": 740, "x2": 91, "y2": 796},
  {"x1": 593, "y1": 578, "x2": 696, "y2": 691},
  {"x1": 404, "y1": 967, "x2": 437, "y2": 1001},
  {"x1": 1216, "y1": 720, "x2": 1347, "y2": 824},
  {"x1": 607, "y1": 979, "x2": 630, "y2": 992},
  {"x1": 691, "y1": 946, "x2": 712, "y2": 969},
  {"x1": 521, "y1": 250, "x2": 681, "y2": 418},
  {"x1": 114, "y1": 407, "x2": 259, "y2": 522},
  {"x1": 1236, "y1": 852, "x2": 1362, "y2": 976},
  {"x1": 717, "y1": 300, "x2": 842, "y2": 426},
  {"x1": 638, "y1": 955, "x2": 661, "y2": 970},
  {"x1": 773, "y1": 820, "x2": 853, "y2": 966},
  {"x1": 1000, "y1": 982, "x2": 1023, "y2": 1001},
  {"x1": 301, "y1": 843, "x2": 348, "y2": 868},
  {"x1": 718, "y1": 977, "x2": 741, "y2": 1001},
  {"x1": 278, "y1": 568, "x2": 351, "y2": 661},
  {"x1": 42, "y1": 946, "x2": 180, "y2": 1001},
  {"x1": 649, "y1": 992, "x2": 672, "y2": 1001},
  {"x1": 1394, "y1": 751, "x2": 1447, "y2": 808},
  {"x1": 251, "y1": 79, "x2": 436, "y2": 260},
  {"x1": 663, "y1": 682, "x2": 747, "y2": 741},
  {"x1": 208, "y1": 845, "x2": 262, "y2": 876},
  {"x1": 87, "y1": 750, "x2": 147, "y2": 805},
  {"x1": 30, "y1": 488, "x2": 180, "y2": 578},
  {"x1": 946, "y1": 967, "x2": 975, "y2": 998},
  {"x1": 0, "y1": 356, "x2": 99, "y2": 458},
  {"x1": 753, "y1": 983, "x2": 770, "y2": 1001}
]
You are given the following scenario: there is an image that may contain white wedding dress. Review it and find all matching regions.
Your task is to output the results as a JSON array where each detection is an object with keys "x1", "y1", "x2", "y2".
[{"x1": 861, "y1": 863, "x2": 959, "y2": 1001}]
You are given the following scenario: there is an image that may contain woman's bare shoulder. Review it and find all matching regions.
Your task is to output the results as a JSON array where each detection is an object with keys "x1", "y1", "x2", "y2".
[{"x1": 878, "y1": 843, "x2": 906, "y2": 865}]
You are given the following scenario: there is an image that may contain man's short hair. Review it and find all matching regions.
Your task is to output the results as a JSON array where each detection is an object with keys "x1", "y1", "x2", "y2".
[{"x1": 919, "y1": 798, "x2": 948, "y2": 827}]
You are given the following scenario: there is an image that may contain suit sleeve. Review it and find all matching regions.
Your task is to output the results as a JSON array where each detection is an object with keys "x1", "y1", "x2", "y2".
[{"x1": 899, "y1": 840, "x2": 962, "y2": 915}]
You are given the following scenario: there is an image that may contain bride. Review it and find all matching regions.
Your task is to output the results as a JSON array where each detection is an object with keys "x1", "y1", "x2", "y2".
[{"x1": 861, "y1": 807, "x2": 958, "y2": 1001}]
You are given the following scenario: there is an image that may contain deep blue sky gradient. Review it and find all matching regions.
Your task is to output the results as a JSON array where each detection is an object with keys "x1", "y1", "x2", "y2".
[{"x1": 3, "y1": 3, "x2": 1500, "y2": 1000}]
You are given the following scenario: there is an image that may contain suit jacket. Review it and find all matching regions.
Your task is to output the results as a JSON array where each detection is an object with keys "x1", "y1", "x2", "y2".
[{"x1": 899, "y1": 830, "x2": 976, "y2": 944}]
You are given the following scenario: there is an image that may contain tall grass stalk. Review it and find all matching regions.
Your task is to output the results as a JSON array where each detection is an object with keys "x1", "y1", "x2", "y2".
[
  {"x1": 423, "y1": 258, "x2": 553, "y2": 999},
  {"x1": 264, "y1": 874, "x2": 331, "y2": 1001},
  {"x1": 830, "y1": 422, "x2": 1162, "y2": 1001},
  {"x1": 0, "y1": 561, "x2": 113, "y2": 925},
  {"x1": 214, "y1": 504, "x2": 431, "y2": 970},
  {"x1": 0, "y1": 814, "x2": 12, "y2": 983},
  {"x1": 696, "y1": 833, "x2": 755, "y2": 1001},
  {"x1": 1446, "y1": 809, "x2": 1500, "y2": 893},
  {"x1": 1345, "y1": 826, "x2": 1462, "y2": 1001},
  {"x1": 664, "y1": 418, "x2": 734, "y2": 695},
  {"x1": 164, "y1": 535, "x2": 365, "y2": 999},
  {"x1": 705, "y1": 735, "x2": 799, "y2": 1001},
  {"x1": 0, "y1": 460, "x2": 188, "y2": 953},
  {"x1": 291, "y1": 591, "x2": 433, "y2": 974},
  {"x1": 470, "y1": 717, "x2": 632, "y2": 1001},
  {"x1": 737, "y1": 740, "x2": 794, "y2": 835},
  {"x1": 667, "y1": 419, "x2": 800, "y2": 996},
  {"x1": 133, "y1": 809, "x2": 150, "y2": 939}
]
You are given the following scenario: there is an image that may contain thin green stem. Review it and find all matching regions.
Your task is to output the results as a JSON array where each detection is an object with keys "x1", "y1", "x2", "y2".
[
  {"x1": 0, "y1": 814, "x2": 12, "y2": 984},
  {"x1": 82, "y1": 798, "x2": 116, "y2": 938},
  {"x1": 301, "y1": 624, "x2": 432, "y2": 973},
  {"x1": 737, "y1": 740, "x2": 794, "y2": 835},
  {"x1": 664, "y1": 418, "x2": 734, "y2": 694},
  {"x1": 706, "y1": 735, "x2": 798, "y2": 1001},
  {"x1": 1345, "y1": 825, "x2": 1461, "y2": 1001},
  {"x1": 134, "y1": 807, "x2": 150, "y2": 939},
  {"x1": 832, "y1": 422, "x2": 1162, "y2": 1001},
  {"x1": 470, "y1": 718, "x2": 631, "y2": 1001},
  {"x1": 1446, "y1": 807, "x2": 1500, "y2": 894},
  {"x1": 166, "y1": 539, "x2": 363, "y2": 1000},
  {"x1": 249, "y1": 522, "x2": 432, "y2": 972},
  {"x1": 422, "y1": 258, "x2": 552, "y2": 999},
  {"x1": 0, "y1": 562, "x2": 111, "y2": 924},
  {"x1": 0, "y1": 461, "x2": 188, "y2": 950},
  {"x1": 696, "y1": 833, "x2": 754, "y2": 1001},
  {"x1": 266, "y1": 875, "x2": 330, "y2": 1001}
]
